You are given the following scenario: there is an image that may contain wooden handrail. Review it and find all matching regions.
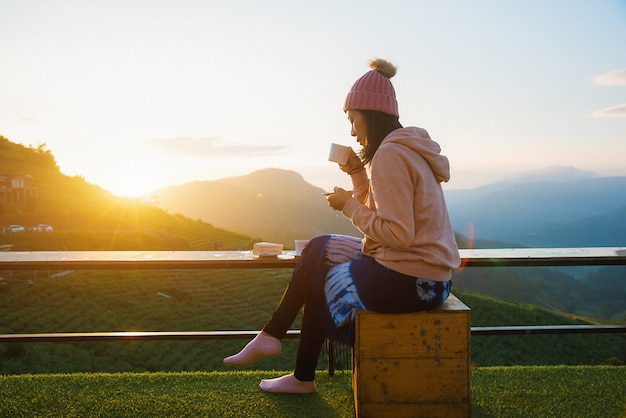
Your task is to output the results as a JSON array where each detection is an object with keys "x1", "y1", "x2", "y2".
[
  {"x1": 0, "y1": 247, "x2": 624, "y2": 271},
  {"x1": 459, "y1": 247, "x2": 626, "y2": 267},
  {"x1": 471, "y1": 324, "x2": 626, "y2": 335}
]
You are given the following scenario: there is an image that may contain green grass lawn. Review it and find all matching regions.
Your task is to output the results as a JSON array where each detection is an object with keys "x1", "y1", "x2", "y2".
[{"x1": 1, "y1": 366, "x2": 624, "y2": 417}]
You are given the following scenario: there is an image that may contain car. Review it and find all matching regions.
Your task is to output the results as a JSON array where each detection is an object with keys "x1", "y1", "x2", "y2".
[
  {"x1": 5, "y1": 225, "x2": 25, "y2": 232},
  {"x1": 35, "y1": 224, "x2": 53, "y2": 232}
]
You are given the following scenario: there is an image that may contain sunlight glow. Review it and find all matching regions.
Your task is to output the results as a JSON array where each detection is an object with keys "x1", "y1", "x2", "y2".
[{"x1": 1, "y1": 1, "x2": 625, "y2": 194}]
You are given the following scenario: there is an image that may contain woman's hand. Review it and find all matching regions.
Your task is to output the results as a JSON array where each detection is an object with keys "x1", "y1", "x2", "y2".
[
  {"x1": 338, "y1": 149, "x2": 364, "y2": 174},
  {"x1": 326, "y1": 187, "x2": 353, "y2": 211}
]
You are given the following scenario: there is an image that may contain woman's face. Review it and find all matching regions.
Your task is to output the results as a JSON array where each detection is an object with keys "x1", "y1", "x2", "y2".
[{"x1": 347, "y1": 109, "x2": 368, "y2": 147}]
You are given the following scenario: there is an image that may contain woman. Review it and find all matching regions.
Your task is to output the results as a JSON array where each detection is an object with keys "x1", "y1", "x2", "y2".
[{"x1": 223, "y1": 58, "x2": 461, "y2": 394}]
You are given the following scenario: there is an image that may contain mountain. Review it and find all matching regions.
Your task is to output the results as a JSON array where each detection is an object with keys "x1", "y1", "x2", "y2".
[
  {"x1": 151, "y1": 168, "x2": 360, "y2": 246},
  {"x1": 445, "y1": 176, "x2": 626, "y2": 246},
  {"x1": 0, "y1": 136, "x2": 255, "y2": 251},
  {"x1": 152, "y1": 166, "x2": 626, "y2": 249},
  {"x1": 2, "y1": 135, "x2": 624, "y2": 319},
  {"x1": 518, "y1": 205, "x2": 626, "y2": 247}
]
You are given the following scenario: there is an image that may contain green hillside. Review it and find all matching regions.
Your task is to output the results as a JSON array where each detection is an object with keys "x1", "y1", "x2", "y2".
[
  {"x1": 0, "y1": 268, "x2": 624, "y2": 374},
  {"x1": 0, "y1": 136, "x2": 258, "y2": 251},
  {"x1": 452, "y1": 264, "x2": 626, "y2": 320}
]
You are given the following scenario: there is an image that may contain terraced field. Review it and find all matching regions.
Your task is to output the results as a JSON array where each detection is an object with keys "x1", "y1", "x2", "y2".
[{"x1": 1, "y1": 267, "x2": 624, "y2": 374}]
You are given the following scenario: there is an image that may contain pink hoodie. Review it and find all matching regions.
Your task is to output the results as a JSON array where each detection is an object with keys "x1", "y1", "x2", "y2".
[{"x1": 342, "y1": 127, "x2": 461, "y2": 281}]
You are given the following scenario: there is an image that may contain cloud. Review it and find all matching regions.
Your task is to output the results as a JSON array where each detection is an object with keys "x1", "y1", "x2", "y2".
[
  {"x1": 592, "y1": 69, "x2": 626, "y2": 86},
  {"x1": 147, "y1": 136, "x2": 291, "y2": 158},
  {"x1": 591, "y1": 104, "x2": 626, "y2": 118}
]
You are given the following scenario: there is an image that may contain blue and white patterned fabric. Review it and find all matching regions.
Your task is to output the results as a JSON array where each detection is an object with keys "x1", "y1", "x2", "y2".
[
  {"x1": 326, "y1": 262, "x2": 365, "y2": 328},
  {"x1": 295, "y1": 234, "x2": 451, "y2": 345},
  {"x1": 316, "y1": 234, "x2": 451, "y2": 344}
]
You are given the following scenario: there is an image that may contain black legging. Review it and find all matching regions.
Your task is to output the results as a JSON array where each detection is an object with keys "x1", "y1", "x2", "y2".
[{"x1": 262, "y1": 236, "x2": 330, "y2": 382}]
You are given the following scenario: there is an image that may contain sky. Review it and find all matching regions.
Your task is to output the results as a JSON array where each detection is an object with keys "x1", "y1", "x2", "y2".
[{"x1": 1, "y1": 0, "x2": 625, "y2": 197}]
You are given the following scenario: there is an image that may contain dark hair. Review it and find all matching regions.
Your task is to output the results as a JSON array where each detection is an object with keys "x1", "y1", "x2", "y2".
[{"x1": 358, "y1": 110, "x2": 403, "y2": 165}]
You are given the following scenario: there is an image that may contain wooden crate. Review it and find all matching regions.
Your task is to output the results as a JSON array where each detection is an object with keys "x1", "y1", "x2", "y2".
[{"x1": 353, "y1": 293, "x2": 471, "y2": 418}]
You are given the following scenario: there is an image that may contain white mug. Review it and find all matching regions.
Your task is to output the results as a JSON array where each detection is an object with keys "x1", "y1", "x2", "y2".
[{"x1": 328, "y1": 143, "x2": 351, "y2": 164}]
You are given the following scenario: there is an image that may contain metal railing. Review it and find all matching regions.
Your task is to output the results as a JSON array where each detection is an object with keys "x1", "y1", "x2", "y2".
[
  {"x1": 1, "y1": 324, "x2": 624, "y2": 344},
  {"x1": 1, "y1": 247, "x2": 625, "y2": 373}
]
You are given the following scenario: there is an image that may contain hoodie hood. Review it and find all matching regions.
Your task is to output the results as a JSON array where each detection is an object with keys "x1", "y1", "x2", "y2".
[{"x1": 382, "y1": 127, "x2": 451, "y2": 183}]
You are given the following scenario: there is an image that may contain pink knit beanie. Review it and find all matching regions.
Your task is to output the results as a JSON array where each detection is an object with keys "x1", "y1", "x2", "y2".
[{"x1": 344, "y1": 58, "x2": 399, "y2": 117}]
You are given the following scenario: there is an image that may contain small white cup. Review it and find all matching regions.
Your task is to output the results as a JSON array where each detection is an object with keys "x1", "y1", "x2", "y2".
[
  {"x1": 328, "y1": 143, "x2": 351, "y2": 164},
  {"x1": 294, "y1": 240, "x2": 309, "y2": 256}
]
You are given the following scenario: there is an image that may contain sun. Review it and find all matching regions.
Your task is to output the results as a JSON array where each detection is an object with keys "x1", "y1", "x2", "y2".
[
  {"x1": 67, "y1": 144, "x2": 173, "y2": 198},
  {"x1": 106, "y1": 179, "x2": 158, "y2": 198},
  {"x1": 89, "y1": 163, "x2": 166, "y2": 198}
]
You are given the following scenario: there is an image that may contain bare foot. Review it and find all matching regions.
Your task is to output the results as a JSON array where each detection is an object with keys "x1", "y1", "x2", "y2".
[
  {"x1": 259, "y1": 373, "x2": 316, "y2": 394},
  {"x1": 223, "y1": 332, "x2": 281, "y2": 367}
]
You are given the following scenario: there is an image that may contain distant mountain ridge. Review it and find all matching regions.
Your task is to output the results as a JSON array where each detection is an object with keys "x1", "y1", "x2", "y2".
[
  {"x1": 445, "y1": 176, "x2": 626, "y2": 246},
  {"x1": 153, "y1": 167, "x2": 626, "y2": 249},
  {"x1": 151, "y1": 168, "x2": 360, "y2": 246}
]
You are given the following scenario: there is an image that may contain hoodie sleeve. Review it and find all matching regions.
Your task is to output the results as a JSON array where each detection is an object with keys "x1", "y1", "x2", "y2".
[{"x1": 343, "y1": 144, "x2": 416, "y2": 249}]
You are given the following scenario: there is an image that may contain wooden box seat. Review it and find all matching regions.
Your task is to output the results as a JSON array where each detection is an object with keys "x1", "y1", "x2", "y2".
[{"x1": 353, "y1": 293, "x2": 471, "y2": 417}]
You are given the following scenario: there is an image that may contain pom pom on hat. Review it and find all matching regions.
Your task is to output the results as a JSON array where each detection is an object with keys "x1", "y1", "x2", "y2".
[
  {"x1": 344, "y1": 58, "x2": 399, "y2": 117},
  {"x1": 369, "y1": 58, "x2": 397, "y2": 78}
]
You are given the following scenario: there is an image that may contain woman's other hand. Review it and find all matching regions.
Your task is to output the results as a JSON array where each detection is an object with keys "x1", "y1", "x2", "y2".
[{"x1": 326, "y1": 187, "x2": 353, "y2": 211}]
